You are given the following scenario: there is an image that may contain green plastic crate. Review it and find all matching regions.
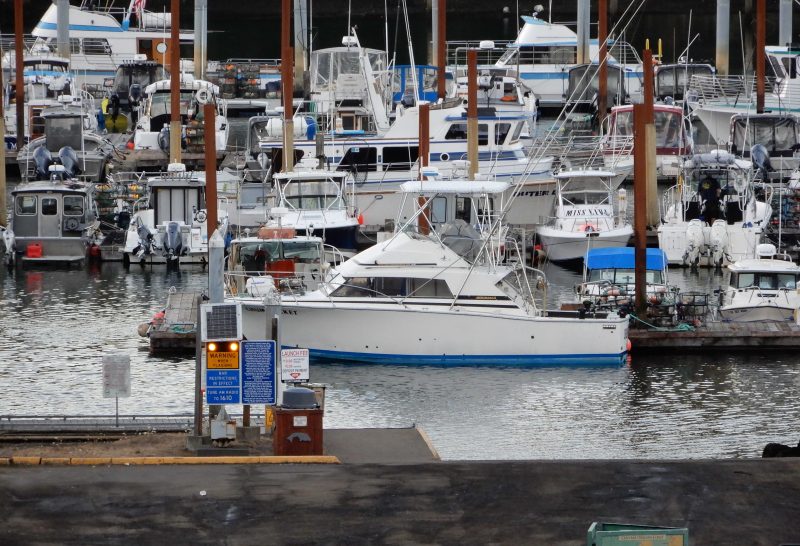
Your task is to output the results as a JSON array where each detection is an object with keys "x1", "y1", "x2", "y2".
[{"x1": 587, "y1": 522, "x2": 689, "y2": 546}]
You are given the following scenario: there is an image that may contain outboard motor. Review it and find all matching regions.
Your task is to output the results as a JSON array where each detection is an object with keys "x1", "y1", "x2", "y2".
[
  {"x1": 109, "y1": 93, "x2": 121, "y2": 122},
  {"x1": 683, "y1": 218, "x2": 705, "y2": 269},
  {"x1": 751, "y1": 144, "x2": 773, "y2": 180},
  {"x1": 128, "y1": 84, "x2": 142, "y2": 124},
  {"x1": 58, "y1": 146, "x2": 82, "y2": 178},
  {"x1": 709, "y1": 219, "x2": 729, "y2": 270},
  {"x1": 133, "y1": 222, "x2": 155, "y2": 258},
  {"x1": 32, "y1": 146, "x2": 53, "y2": 180},
  {"x1": 115, "y1": 207, "x2": 131, "y2": 230},
  {"x1": 164, "y1": 221, "x2": 184, "y2": 262},
  {"x1": 158, "y1": 126, "x2": 170, "y2": 153}
]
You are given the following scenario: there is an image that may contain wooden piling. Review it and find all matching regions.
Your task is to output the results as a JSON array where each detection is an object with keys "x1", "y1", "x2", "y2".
[
  {"x1": 633, "y1": 103, "x2": 648, "y2": 317},
  {"x1": 203, "y1": 103, "x2": 218, "y2": 237},
  {"x1": 14, "y1": 0, "x2": 24, "y2": 150},
  {"x1": 282, "y1": 0, "x2": 294, "y2": 172},
  {"x1": 467, "y1": 49, "x2": 478, "y2": 180},
  {"x1": 756, "y1": 0, "x2": 765, "y2": 113},
  {"x1": 418, "y1": 103, "x2": 430, "y2": 235}
]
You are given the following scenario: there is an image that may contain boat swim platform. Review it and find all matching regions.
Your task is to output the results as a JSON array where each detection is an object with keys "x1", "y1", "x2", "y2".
[
  {"x1": 629, "y1": 319, "x2": 800, "y2": 350},
  {"x1": 148, "y1": 290, "x2": 201, "y2": 354},
  {"x1": 21, "y1": 255, "x2": 85, "y2": 266}
]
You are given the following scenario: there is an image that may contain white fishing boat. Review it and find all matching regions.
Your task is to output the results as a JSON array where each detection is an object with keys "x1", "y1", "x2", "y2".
[
  {"x1": 728, "y1": 113, "x2": 800, "y2": 175},
  {"x1": 688, "y1": 46, "x2": 800, "y2": 146},
  {"x1": 658, "y1": 150, "x2": 773, "y2": 267},
  {"x1": 230, "y1": 179, "x2": 630, "y2": 366},
  {"x1": 24, "y1": 0, "x2": 191, "y2": 88},
  {"x1": 16, "y1": 94, "x2": 113, "y2": 183},
  {"x1": 574, "y1": 247, "x2": 674, "y2": 310},
  {"x1": 122, "y1": 163, "x2": 227, "y2": 266},
  {"x1": 4, "y1": 170, "x2": 100, "y2": 266},
  {"x1": 133, "y1": 75, "x2": 228, "y2": 153},
  {"x1": 536, "y1": 169, "x2": 632, "y2": 262},
  {"x1": 225, "y1": 227, "x2": 344, "y2": 299},
  {"x1": 720, "y1": 243, "x2": 800, "y2": 322}
]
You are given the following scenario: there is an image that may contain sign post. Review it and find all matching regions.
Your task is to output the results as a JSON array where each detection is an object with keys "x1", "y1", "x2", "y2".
[{"x1": 102, "y1": 354, "x2": 131, "y2": 427}]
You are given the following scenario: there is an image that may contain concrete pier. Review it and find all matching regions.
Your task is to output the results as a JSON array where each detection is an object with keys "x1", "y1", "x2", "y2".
[{"x1": 1, "y1": 458, "x2": 799, "y2": 544}]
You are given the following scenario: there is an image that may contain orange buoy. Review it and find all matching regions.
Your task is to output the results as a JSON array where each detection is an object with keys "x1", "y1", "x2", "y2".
[
  {"x1": 626, "y1": 339, "x2": 632, "y2": 352},
  {"x1": 357, "y1": 213, "x2": 364, "y2": 225}
]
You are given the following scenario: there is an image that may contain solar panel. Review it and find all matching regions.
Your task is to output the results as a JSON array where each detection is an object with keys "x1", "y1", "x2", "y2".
[{"x1": 201, "y1": 303, "x2": 242, "y2": 341}]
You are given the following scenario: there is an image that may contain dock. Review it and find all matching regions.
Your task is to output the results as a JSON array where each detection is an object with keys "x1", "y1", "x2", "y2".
[
  {"x1": 147, "y1": 290, "x2": 201, "y2": 354},
  {"x1": 630, "y1": 320, "x2": 800, "y2": 350}
]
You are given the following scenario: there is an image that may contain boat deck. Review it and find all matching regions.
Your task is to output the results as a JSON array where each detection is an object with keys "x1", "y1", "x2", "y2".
[
  {"x1": 629, "y1": 319, "x2": 800, "y2": 350},
  {"x1": 148, "y1": 291, "x2": 201, "y2": 354}
]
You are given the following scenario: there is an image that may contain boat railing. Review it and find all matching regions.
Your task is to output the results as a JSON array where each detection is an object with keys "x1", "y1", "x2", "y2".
[
  {"x1": 445, "y1": 40, "x2": 515, "y2": 67},
  {"x1": 0, "y1": 34, "x2": 40, "y2": 55},
  {"x1": 688, "y1": 74, "x2": 777, "y2": 106},
  {"x1": 540, "y1": 134, "x2": 619, "y2": 171}
]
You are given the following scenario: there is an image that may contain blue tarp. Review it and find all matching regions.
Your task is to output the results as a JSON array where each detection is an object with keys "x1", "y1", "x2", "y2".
[{"x1": 585, "y1": 247, "x2": 667, "y2": 271}]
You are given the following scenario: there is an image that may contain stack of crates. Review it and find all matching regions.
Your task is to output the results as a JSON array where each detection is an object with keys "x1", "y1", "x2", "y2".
[
  {"x1": 220, "y1": 63, "x2": 237, "y2": 99},
  {"x1": 237, "y1": 62, "x2": 262, "y2": 98},
  {"x1": 184, "y1": 119, "x2": 205, "y2": 154}
]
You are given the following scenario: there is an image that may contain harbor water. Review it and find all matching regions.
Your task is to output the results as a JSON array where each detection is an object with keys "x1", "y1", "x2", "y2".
[{"x1": 2, "y1": 254, "x2": 799, "y2": 461}]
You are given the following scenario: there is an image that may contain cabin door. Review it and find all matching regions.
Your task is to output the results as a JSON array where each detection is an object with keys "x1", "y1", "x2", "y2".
[{"x1": 39, "y1": 195, "x2": 61, "y2": 237}]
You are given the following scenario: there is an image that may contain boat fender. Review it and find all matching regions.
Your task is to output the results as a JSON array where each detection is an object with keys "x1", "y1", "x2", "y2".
[{"x1": 137, "y1": 322, "x2": 150, "y2": 337}]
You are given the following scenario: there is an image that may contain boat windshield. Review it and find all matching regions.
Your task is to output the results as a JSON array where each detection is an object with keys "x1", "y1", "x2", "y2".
[
  {"x1": 588, "y1": 268, "x2": 664, "y2": 284},
  {"x1": 730, "y1": 271, "x2": 798, "y2": 289},
  {"x1": 149, "y1": 91, "x2": 196, "y2": 117},
  {"x1": 239, "y1": 185, "x2": 270, "y2": 207},
  {"x1": 563, "y1": 191, "x2": 609, "y2": 205},
  {"x1": 281, "y1": 180, "x2": 343, "y2": 210},
  {"x1": 113, "y1": 64, "x2": 167, "y2": 97},
  {"x1": 234, "y1": 240, "x2": 322, "y2": 272}
]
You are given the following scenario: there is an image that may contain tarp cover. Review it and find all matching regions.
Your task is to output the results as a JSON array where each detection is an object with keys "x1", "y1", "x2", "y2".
[{"x1": 585, "y1": 247, "x2": 667, "y2": 271}]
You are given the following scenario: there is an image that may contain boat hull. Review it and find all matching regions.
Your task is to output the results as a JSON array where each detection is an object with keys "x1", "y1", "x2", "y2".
[
  {"x1": 537, "y1": 227, "x2": 633, "y2": 262},
  {"x1": 241, "y1": 301, "x2": 629, "y2": 366},
  {"x1": 719, "y1": 303, "x2": 795, "y2": 322}
]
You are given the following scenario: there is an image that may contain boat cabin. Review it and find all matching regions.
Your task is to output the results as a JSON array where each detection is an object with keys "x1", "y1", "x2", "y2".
[
  {"x1": 576, "y1": 247, "x2": 671, "y2": 307},
  {"x1": 146, "y1": 173, "x2": 207, "y2": 226},
  {"x1": 565, "y1": 64, "x2": 628, "y2": 111},
  {"x1": 654, "y1": 63, "x2": 715, "y2": 100},
  {"x1": 10, "y1": 180, "x2": 96, "y2": 256},
  {"x1": 729, "y1": 113, "x2": 800, "y2": 172},
  {"x1": 110, "y1": 59, "x2": 167, "y2": 110}
]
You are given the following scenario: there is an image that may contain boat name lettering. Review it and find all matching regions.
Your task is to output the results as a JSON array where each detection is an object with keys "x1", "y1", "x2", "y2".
[
  {"x1": 565, "y1": 209, "x2": 612, "y2": 217},
  {"x1": 602, "y1": 324, "x2": 617, "y2": 330},
  {"x1": 518, "y1": 190, "x2": 556, "y2": 197},
  {"x1": 282, "y1": 309, "x2": 298, "y2": 315}
]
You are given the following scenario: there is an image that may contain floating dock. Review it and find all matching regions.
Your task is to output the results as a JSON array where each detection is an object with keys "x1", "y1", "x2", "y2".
[
  {"x1": 630, "y1": 320, "x2": 800, "y2": 350},
  {"x1": 147, "y1": 291, "x2": 201, "y2": 354}
]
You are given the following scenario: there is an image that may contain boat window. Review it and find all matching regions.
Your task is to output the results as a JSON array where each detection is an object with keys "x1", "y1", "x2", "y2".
[
  {"x1": 737, "y1": 272, "x2": 799, "y2": 290},
  {"x1": 331, "y1": 277, "x2": 373, "y2": 297},
  {"x1": 767, "y1": 55, "x2": 786, "y2": 80},
  {"x1": 83, "y1": 38, "x2": 111, "y2": 55},
  {"x1": 494, "y1": 123, "x2": 511, "y2": 145},
  {"x1": 63, "y1": 196, "x2": 84, "y2": 216},
  {"x1": 612, "y1": 111, "x2": 634, "y2": 137},
  {"x1": 337, "y1": 146, "x2": 377, "y2": 173},
  {"x1": 45, "y1": 116, "x2": 83, "y2": 150},
  {"x1": 41, "y1": 198, "x2": 58, "y2": 216},
  {"x1": 430, "y1": 197, "x2": 447, "y2": 223},
  {"x1": 778, "y1": 273, "x2": 797, "y2": 289},
  {"x1": 587, "y1": 268, "x2": 663, "y2": 284},
  {"x1": 373, "y1": 277, "x2": 407, "y2": 297},
  {"x1": 408, "y1": 278, "x2": 453, "y2": 298},
  {"x1": 497, "y1": 48, "x2": 517, "y2": 65},
  {"x1": 282, "y1": 241, "x2": 323, "y2": 262},
  {"x1": 444, "y1": 123, "x2": 489, "y2": 144},
  {"x1": 149, "y1": 91, "x2": 196, "y2": 118},
  {"x1": 382, "y1": 146, "x2": 419, "y2": 171},
  {"x1": 15, "y1": 195, "x2": 37, "y2": 215},
  {"x1": 735, "y1": 273, "x2": 755, "y2": 288},
  {"x1": 282, "y1": 180, "x2": 343, "y2": 210},
  {"x1": 455, "y1": 197, "x2": 472, "y2": 222},
  {"x1": 655, "y1": 111, "x2": 682, "y2": 148},
  {"x1": 759, "y1": 275, "x2": 777, "y2": 290},
  {"x1": 510, "y1": 122, "x2": 524, "y2": 142}
]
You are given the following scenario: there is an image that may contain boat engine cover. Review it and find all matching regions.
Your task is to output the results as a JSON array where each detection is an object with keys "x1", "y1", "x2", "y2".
[{"x1": 165, "y1": 221, "x2": 183, "y2": 258}]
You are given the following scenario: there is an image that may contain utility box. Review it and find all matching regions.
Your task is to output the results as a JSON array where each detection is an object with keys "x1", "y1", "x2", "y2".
[
  {"x1": 273, "y1": 387, "x2": 323, "y2": 456},
  {"x1": 587, "y1": 523, "x2": 688, "y2": 546}
]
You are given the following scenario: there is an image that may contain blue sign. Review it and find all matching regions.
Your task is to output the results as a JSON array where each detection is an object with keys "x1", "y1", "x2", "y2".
[
  {"x1": 241, "y1": 340, "x2": 276, "y2": 405},
  {"x1": 206, "y1": 369, "x2": 240, "y2": 388},
  {"x1": 207, "y1": 387, "x2": 241, "y2": 404}
]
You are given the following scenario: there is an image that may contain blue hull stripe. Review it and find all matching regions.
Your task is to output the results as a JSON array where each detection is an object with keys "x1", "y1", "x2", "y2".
[
  {"x1": 300, "y1": 347, "x2": 627, "y2": 367},
  {"x1": 36, "y1": 22, "x2": 124, "y2": 33}
]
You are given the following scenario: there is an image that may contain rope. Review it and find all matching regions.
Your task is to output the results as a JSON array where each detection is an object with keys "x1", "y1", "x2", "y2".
[{"x1": 629, "y1": 312, "x2": 696, "y2": 332}]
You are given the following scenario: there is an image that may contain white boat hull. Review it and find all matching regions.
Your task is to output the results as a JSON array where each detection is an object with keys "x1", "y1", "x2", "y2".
[
  {"x1": 720, "y1": 303, "x2": 795, "y2": 322},
  {"x1": 241, "y1": 301, "x2": 629, "y2": 366},
  {"x1": 537, "y1": 227, "x2": 633, "y2": 262}
]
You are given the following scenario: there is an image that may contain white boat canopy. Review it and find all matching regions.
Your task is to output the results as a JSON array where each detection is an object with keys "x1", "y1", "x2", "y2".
[{"x1": 399, "y1": 180, "x2": 510, "y2": 195}]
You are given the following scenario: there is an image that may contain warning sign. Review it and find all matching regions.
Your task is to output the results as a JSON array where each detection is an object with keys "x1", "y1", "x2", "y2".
[{"x1": 207, "y1": 351, "x2": 240, "y2": 369}]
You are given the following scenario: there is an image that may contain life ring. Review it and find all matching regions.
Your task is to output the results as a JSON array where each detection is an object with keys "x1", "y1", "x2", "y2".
[
  {"x1": 583, "y1": 224, "x2": 596, "y2": 232},
  {"x1": 195, "y1": 87, "x2": 212, "y2": 105},
  {"x1": 500, "y1": 95, "x2": 516, "y2": 102},
  {"x1": 194, "y1": 210, "x2": 208, "y2": 223},
  {"x1": 64, "y1": 217, "x2": 81, "y2": 231}
]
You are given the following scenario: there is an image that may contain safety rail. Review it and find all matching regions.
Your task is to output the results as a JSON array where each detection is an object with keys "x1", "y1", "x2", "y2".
[
  {"x1": 446, "y1": 40, "x2": 515, "y2": 67},
  {"x1": 0, "y1": 34, "x2": 40, "y2": 55},
  {"x1": 688, "y1": 74, "x2": 778, "y2": 106}
]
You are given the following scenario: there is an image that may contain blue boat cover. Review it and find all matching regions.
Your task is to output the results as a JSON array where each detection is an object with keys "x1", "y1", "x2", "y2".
[{"x1": 585, "y1": 247, "x2": 667, "y2": 271}]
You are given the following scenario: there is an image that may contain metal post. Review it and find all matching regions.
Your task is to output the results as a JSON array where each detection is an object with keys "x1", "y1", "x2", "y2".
[
  {"x1": 467, "y1": 49, "x2": 478, "y2": 180},
  {"x1": 57, "y1": 0, "x2": 71, "y2": 60},
  {"x1": 14, "y1": 0, "x2": 25, "y2": 150},
  {"x1": 243, "y1": 404, "x2": 251, "y2": 427},
  {"x1": 208, "y1": 231, "x2": 224, "y2": 303},
  {"x1": 294, "y1": 0, "x2": 308, "y2": 94},
  {"x1": 193, "y1": 293, "x2": 203, "y2": 437},
  {"x1": 716, "y1": 0, "x2": 730, "y2": 75},
  {"x1": 780, "y1": 0, "x2": 792, "y2": 47},
  {"x1": 598, "y1": 0, "x2": 608, "y2": 126},
  {"x1": 203, "y1": 102, "x2": 217, "y2": 232},
  {"x1": 756, "y1": 0, "x2": 765, "y2": 113},
  {"x1": 576, "y1": 0, "x2": 590, "y2": 65},
  {"x1": 431, "y1": 0, "x2": 438, "y2": 67},
  {"x1": 437, "y1": 0, "x2": 447, "y2": 100},
  {"x1": 418, "y1": 103, "x2": 430, "y2": 235},
  {"x1": 282, "y1": 0, "x2": 295, "y2": 173},
  {"x1": 193, "y1": 0, "x2": 207, "y2": 79},
  {"x1": 115, "y1": 396, "x2": 119, "y2": 428},
  {"x1": 0, "y1": 63, "x2": 6, "y2": 228},
  {"x1": 170, "y1": 0, "x2": 182, "y2": 163},
  {"x1": 633, "y1": 103, "x2": 647, "y2": 318}
]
